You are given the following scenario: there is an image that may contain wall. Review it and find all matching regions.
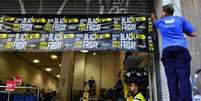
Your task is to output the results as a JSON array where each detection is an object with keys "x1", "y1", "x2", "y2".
[
  {"x1": 0, "y1": 52, "x2": 58, "y2": 90},
  {"x1": 180, "y1": 0, "x2": 201, "y2": 75},
  {"x1": 180, "y1": 0, "x2": 201, "y2": 95},
  {"x1": 73, "y1": 52, "x2": 120, "y2": 97}
]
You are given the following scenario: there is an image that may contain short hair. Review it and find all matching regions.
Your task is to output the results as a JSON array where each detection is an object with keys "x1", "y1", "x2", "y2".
[
  {"x1": 162, "y1": 4, "x2": 174, "y2": 15},
  {"x1": 129, "y1": 82, "x2": 141, "y2": 91}
]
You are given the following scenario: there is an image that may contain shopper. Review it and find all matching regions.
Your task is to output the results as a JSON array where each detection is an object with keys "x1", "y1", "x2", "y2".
[
  {"x1": 39, "y1": 90, "x2": 45, "y2": 101},
  {"x1": 151, "y1": 4, "x2": 196, "y2": 101},
  {"x1": 44, "y1": 92, "x2": 52, "y2": 101},
  {"x1": 51, "y1": 91, "x2": 58, "y2": 101},
  {"x1": 88, "y1": 76, "x2": 96, "y2": 96}
]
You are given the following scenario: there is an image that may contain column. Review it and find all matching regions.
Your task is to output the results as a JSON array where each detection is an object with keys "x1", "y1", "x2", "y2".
[{"x1": 59, "y1": 51, "x2": 74, "y2": 101}]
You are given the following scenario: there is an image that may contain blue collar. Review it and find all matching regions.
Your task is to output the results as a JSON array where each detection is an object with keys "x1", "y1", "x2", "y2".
[{"x1": 161, "y1": 15, "x2": 173, "y2": 19}]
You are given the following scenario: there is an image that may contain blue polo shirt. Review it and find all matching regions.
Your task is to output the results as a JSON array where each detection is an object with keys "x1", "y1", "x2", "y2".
[{"x1": 154, "y1": 16, "x2": 195, "y2": 50}]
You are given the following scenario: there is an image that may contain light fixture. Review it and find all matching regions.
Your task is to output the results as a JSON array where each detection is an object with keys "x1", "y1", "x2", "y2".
[
  {"x1": 51, "y1": 55, "x2": 58, "y2": 59},
  {"x1": 33, "y1": 59, "x2": 40, "y2": 63},
  {"x1": 56, "y1": 75, "x2": 60, "y2": 78},
  {"x1": 59, "y1": 64, "x2": 62, "y2": 67},
  {"x1": 45, "y1": 68, "x2": 52, "y2": 72},
  {"x1": 93, "y1": 51, "x2": 96, "y2": 56},
  {"x1": 80, "y1": 50, "x2": 89, "y2": 53}
]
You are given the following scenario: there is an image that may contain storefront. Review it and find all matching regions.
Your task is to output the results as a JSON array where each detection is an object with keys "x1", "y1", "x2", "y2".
[
  {"x1": 0, "y1": 15, "x2": 160, "y2": 101},
  {"x1": 0, "y1": 0, "x2": 164, "y2": 101}
]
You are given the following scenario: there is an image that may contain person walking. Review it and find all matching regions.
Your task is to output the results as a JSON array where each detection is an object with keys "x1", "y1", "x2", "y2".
[{"x1": 151, "y1": 4, "x2": 196, "y2": 101}]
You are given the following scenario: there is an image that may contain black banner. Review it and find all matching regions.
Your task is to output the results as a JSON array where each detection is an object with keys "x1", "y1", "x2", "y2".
[{"x1": 0, "y1": 15, "x2": 149, "y2": 51}]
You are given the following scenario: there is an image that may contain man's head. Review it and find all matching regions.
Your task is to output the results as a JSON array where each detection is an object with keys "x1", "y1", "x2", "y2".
[
  {"x1": 161, "y1": 4, "x2": 174, "y2": 17},
  {"x1": 129, "y1": 82, "x2": 140, "y2": 93}
]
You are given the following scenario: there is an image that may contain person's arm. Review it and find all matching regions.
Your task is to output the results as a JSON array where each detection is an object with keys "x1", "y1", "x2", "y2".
[
  {"x1": 182, "y1": 17, "x2": 196, "y2": 37},
  {"x1": 190, "y1": 32, "x2": 196, "y2": 37}
]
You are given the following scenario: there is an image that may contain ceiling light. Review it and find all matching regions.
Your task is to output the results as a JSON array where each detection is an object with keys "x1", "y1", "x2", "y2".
[
  {"x1": 59, "y1": 64, "x2": 62, "y2": 67},
  {"x1": 93, "y1": 52, "x2": 96, "y2": 56},
  {"x1": 45, "y1": 68, "x2": 52, "y2": 72},
  {"x1": 56, "y1": 75, "x2": 60, "y2": 78},
  {"x1": 80, "y1": 50, "x2": 89, "y2": 53},
  {"x1": 51, "y1": 55, "x2": 58, "y2": 59},
  {"x1": 33, "y1": 59, "x2": 40, "y2": 63}
]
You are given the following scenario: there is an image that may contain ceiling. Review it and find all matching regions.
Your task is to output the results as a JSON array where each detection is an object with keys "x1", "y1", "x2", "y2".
[
  {"x1": 14, "y1": 52, "x2": 62, "y2": 78},
  {"x1": 10, "y1": 51, "x2": 148, "y2": 78},
  {"x1": 0, "y1": 0, "x2": 152, "y2": 15}
]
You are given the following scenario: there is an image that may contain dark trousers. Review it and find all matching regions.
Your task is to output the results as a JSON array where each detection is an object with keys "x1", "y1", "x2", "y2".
[{"x1": 161, "y1": 46, "x2": 192, "y2": 101}]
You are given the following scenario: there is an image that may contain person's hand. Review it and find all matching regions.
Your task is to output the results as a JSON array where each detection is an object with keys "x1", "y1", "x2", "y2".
[
  {"x1": 189, "y1": 32, "x2": 196, "y2": 37},
  {"x1": 186, "y1": 32, "x2": 197, "y2": 37},
  {"x1": 184, "y1": 32, "x2": 196, "y2": 37},
  {"x1": 151, "y1": 13, "x2": 157, "y2": 22},
  {"x1": 151, "y1": 13, "x2": 156, "y2": 19}
]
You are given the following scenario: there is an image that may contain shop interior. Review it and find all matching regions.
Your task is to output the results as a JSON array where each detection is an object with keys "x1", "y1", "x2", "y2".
[
  {"x1": 72, "y1": 51, "x2": 152, "y2": 101},
  {"x1": 0, "y1": 0, "x2": 157, "y2": 100},
  {"x1": 0, "y1": 51, "x2": 157, "y2": 101},
  {"x1": 0, "y1": 52, "x2": 61, "y2": 101}
]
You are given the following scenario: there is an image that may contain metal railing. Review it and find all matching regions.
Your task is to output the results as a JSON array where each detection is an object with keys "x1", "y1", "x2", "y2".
[
  {"x1": 192, "y1": 69, "x2": 201, "y2": 95},
  {"x1": 0, "y1": 86, "x2": 40, "y2": 101},
  {"x1": 192, "y1": 69, "x2": 201, "y2": 100}
]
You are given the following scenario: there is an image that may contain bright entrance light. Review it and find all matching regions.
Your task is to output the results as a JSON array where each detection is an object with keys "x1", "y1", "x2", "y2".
[
  {"x1": 46, "y1": 68, "x2": 52, "y2": 72},
  {"x1": 33, "y1": 59, "x2": 40, "y2": 63},
  {"x1": 59, "y1": 64, "x2": 62, "y2": 67},
  {"x1": 80, "y1": 50, "x2": 89, "y2": 53},
  {"x1": 51, "y1": 55, "x2": 58, "y2": 59},
  {"x1": 56, "y1": 75, "x2": 60, "y2": 78}
]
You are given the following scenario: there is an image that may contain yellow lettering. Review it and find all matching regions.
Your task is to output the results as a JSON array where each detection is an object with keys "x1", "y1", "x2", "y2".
[
  {"x1": 0, "y1": 34, "x2": 8, "y2": 39},
  {"x1": 5, "y1": 42, "x2": 13, "y2": 49},
  {"x1": 39, "y1": 42, "x2": 48, "y2": 49}
]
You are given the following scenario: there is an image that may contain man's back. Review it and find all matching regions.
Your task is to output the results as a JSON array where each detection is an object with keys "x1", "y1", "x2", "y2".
[{"x1": 155, "y1": 16, "x2": 194, "y2": 49}]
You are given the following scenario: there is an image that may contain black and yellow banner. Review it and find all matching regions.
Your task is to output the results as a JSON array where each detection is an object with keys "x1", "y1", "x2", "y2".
[{"x1": 0, "y1": 15, "x2": 151, "y2": 51}]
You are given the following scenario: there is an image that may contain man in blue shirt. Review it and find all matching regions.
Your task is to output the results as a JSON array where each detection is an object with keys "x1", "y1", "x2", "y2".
[{"x1": 151, "y1": 4, "x2": 196, "y2": 101}]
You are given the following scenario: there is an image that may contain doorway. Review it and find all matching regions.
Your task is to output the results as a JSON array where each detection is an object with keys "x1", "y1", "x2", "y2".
[{"x1": 71, "y1": 51, "x2": 158, "y2": 101}]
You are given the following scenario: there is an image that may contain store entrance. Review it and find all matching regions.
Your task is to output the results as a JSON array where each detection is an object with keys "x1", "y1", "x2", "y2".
[
  {"x1": 0, "y1": 50, "x2": 158, "y2": 101},
  {"x1": 71, "y1": 51, "x2": 157, "y2": 101},
  {"x1": 0, "y1": 14, "x2": 159, "y2": 101}
]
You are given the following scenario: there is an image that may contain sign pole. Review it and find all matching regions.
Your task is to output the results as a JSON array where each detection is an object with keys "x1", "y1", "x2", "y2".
[{"x1": 7, "y1": 91, "x2": 10, "y2": 101}]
